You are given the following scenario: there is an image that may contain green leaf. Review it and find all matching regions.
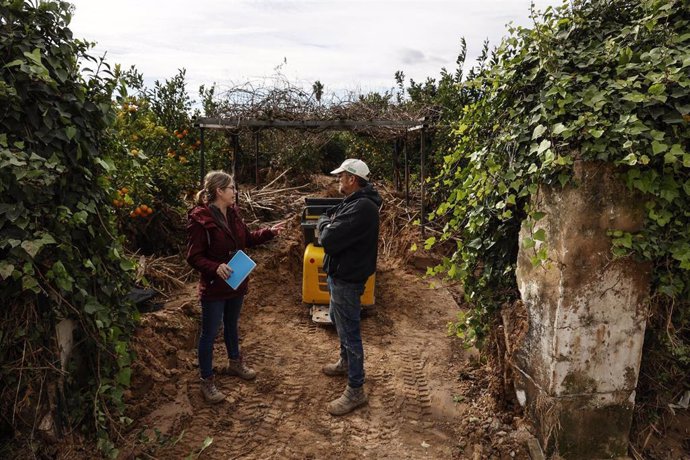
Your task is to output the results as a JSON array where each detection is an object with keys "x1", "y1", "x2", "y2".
[
  {"x1": 648, "y1": 83, "x2": 666, "y2": 95},
  {"x1": 532, "y1": 124, "x2": 547, "y2": 140},
  {"x1": 558, "y1": 174, "x2": 570, "y2": 187},
  {"x1": 65, "y1": 126, "x2": 77, "y2": 140},
  {"x1": 95, "y1": 157, "x2": 115, "y2": 172},
  {"x1": 0, "y1": 261, "x2": 15, "y2": 280},
  {"x1": 669, "y1": 144, "x2": 685, "y2": 157},
  {"x1": 537, "y1": 139, "x2": 551, "y2": 154},
  {"x1": 424, "y1": 236, "x2": 436, "y2": 250},
  {"x1": 119, "y1": 258, "x2": 135, "y2": 271},
  {"x1": 589, "y1": 129, "x2": 604, "y2": 139},
  {"x1": 116, "y1": 367, "x2": 132, "y2": 386},
  {"x1": 651, "y1": 141, "x2": 668, "y2": 155},
  {"x1": 622, "y1": 92, "x2": 645, "y2": 103},
  {"x1": 21, "y1": 240, "x2": 42, "y2": 258},
  {"x1": 533, "y1": 228, "x2": 547, "y2": 242},
  {"x1": 467, "y1": 238, "x2": 483, "y2": 249},
  {"x1": 621, "y1": 153, "x2": 637, "y2": 165},
  {"x1": 22, "y1": 275, "x2": 40, "y2": 293},
  {"x1": 522, "y1": 237, "x2": 536, "y2": 249},
  {"x1": 84, "y1": 300, "x2": 104, "y2": 314},
  {"x1": 552, "y1": 123, "x2": 567, "y2": 135}
]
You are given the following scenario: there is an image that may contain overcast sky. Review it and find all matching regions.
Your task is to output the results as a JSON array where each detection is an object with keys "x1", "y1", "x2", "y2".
[{"x1": 68, "y1": 0, "x2": 563, "y2": 97}]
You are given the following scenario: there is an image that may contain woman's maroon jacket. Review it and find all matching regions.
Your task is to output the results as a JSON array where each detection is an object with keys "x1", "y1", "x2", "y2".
[{"x1": 186, "y1": 204, "x2": 275, "y2": 301}]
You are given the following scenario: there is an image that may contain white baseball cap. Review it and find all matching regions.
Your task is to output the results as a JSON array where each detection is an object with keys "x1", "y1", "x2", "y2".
[{"x1": 330, "y1": 158, "x2": 370, "y2": 181}]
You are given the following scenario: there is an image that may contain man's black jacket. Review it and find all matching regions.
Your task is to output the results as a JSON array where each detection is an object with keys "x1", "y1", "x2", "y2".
[{"x1": 317, "y1": 184, "x2": 382, "y2": 284}]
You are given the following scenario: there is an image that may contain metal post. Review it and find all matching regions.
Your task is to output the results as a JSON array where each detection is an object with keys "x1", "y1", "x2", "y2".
[
  {"x1": 254, "y1": 130, "x2": 260, "y2": 186},
  {"x1": 420, "y1": 127, "x2": 426, "y2": 239},
  {"x1": 392, "y1": 140, "x2": 399, "y2": 191},
  {"x1": 232, "y1": 133, "x2": 239, "y2": 180},
  {"x1": 232, "y1": 133, "x2": 240, "y2": 206},
  {"x1": 199, "y1": 128, "x2": 205, "y2": 187},
  {"x1": 404, "y1": 134, "x2": 409, "y2": 207},
  {"x1": 224, "y1": 133, "x2": 232, "y2": 172}
]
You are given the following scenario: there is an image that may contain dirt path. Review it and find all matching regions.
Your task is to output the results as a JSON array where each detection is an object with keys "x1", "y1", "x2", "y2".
[{"x1": 123, "y1": 231, "x2": 533, "y2": 460}]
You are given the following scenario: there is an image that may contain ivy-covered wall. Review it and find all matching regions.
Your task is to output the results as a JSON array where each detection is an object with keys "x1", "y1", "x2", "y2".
[
  {"x1": 1, "y1": 1, "x2": 136, "y2": 456},
  {"x1": 431, "y1": 0, "x2": 689, "y2": 441}
]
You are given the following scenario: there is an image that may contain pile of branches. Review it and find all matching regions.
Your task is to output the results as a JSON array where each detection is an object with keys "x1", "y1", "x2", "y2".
[
  {"x1": 203, "y1": 71, "x2": 438, "y2": 140},
  {"x1": 237, "y1": 168, "x2": 313, "y2": 224}
]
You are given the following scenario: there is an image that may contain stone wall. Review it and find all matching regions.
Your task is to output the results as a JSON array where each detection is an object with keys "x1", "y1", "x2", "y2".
[{"x1": 513, "y1": 162, "x2": 650, "y2": 458}]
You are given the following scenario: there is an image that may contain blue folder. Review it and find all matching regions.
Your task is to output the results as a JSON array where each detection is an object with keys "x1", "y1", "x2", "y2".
[{"x1": 224, "y1": 250, "x2": 257, "y2": 290}]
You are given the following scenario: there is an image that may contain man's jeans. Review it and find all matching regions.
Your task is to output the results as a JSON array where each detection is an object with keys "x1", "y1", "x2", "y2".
[
  {"x1": 198, "y1": 296, "x2": 244, "y2": 379},
  {"x1": 328, "y1": 276, "x2": 365, "y2": 388}
]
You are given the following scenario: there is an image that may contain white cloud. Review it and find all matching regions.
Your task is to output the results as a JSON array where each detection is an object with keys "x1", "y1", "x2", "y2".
[{"x1": 68, "y1": 0, "x2": 562, "y2": 96}]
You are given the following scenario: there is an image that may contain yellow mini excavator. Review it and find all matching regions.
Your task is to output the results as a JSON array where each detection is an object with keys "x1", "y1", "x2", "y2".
[{"x1": 300, "y1": 197, "x2": 375, "y2": 323}]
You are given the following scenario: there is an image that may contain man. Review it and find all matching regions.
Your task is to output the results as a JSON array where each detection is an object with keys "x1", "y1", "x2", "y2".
[{"x1": 317, "y1": 158, "x2": 382, "y2": 416}]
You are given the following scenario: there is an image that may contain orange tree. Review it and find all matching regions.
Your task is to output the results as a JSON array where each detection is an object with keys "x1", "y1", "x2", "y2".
[
  {"x1": 105, "y1": 67, "x2": 203, "y2": 254},
  {"x1": 1, "y1": 1, "x2": 136, "y2": 456}
]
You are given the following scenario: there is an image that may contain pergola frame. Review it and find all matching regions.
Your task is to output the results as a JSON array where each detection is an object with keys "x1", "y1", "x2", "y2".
[{"x1": 194, "y1": 117, "x2": 434, "y2": 237}]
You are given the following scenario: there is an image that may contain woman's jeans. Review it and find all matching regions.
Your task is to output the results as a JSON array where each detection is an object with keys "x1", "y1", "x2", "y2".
[
  {"x1": 198, "y1": 296, "x2": 244, "y2": 379},
  {"x1": 327, "y1": 276, "x2": 365, "y2": 388}
]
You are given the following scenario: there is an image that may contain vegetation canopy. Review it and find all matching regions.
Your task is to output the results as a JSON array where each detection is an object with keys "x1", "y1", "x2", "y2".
[
  {"x1": 429, "y1": 0, "x2": 689, "y2": 436},
  {"x1": 1, "y1": 1, "x2": 136, "y2": 455}
]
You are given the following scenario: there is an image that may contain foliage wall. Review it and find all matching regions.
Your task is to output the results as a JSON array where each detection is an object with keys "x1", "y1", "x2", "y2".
[
  {"x1": 430, "y1": 0, "x2": 689, "y2": 440},
  {"x1": 1, "y1": 1, "x2": 136, "y2": 455}
]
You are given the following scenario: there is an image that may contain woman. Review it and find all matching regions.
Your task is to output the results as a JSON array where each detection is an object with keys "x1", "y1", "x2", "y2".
[{"x1": 186, "y1": 170, "x2": 284, "y2": 403}]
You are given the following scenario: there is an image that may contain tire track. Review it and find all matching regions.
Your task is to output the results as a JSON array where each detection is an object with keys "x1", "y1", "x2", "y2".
[{"x1": 398, "y1": 350, "x2": 434, "y2": 430}]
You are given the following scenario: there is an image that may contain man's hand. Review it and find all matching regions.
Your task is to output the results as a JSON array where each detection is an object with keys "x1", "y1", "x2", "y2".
[
  {"x1": 216, "y1": 263, "x2": 233, "y2": 280},
  {"x1": 316, "y1": 214, "x2": 331, "y2": 239},
  {"x1": 317, "y1": 214, "x2": 330, "y2": 229}
]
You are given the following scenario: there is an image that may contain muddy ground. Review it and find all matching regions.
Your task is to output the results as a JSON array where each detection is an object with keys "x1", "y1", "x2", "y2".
[
  {"x1": 118, "y1": 209, "x2": 536, "y2": 459},
  {"x1": 104, "y1": 178, "x2": 688, "y2": 460}
]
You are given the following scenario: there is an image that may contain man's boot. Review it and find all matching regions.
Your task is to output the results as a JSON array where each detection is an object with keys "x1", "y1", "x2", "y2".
[
  {"x1": 322, "y1": 357, "x2": 348, "y2": 377},
  {"x1": 327, "y1": 385, "x2": 367, "y2": 415},
  {"x1": 200, "y1": 376, "x2": 225, "y2": 404},
  {"x1": 224, "y1": 357, "x2": 257, "y2": 380}
]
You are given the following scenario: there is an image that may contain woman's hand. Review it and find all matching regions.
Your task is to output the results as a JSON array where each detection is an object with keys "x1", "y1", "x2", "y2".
[
  {"x1": 216, "y1": 263, "x2": 233, "y2": 280},
  {"x1": 270, "y1": 221, "x2": 286, "y2": 235}
]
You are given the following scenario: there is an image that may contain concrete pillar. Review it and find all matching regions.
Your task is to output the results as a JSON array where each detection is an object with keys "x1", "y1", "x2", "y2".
[{"x1": 513, "y1": 161, "x2": 650, "y2": 458}]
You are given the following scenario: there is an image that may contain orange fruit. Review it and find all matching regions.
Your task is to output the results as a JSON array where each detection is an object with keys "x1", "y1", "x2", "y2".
[{"x1": 130, "y1": 211, "x2": 136, "y2": 218}]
